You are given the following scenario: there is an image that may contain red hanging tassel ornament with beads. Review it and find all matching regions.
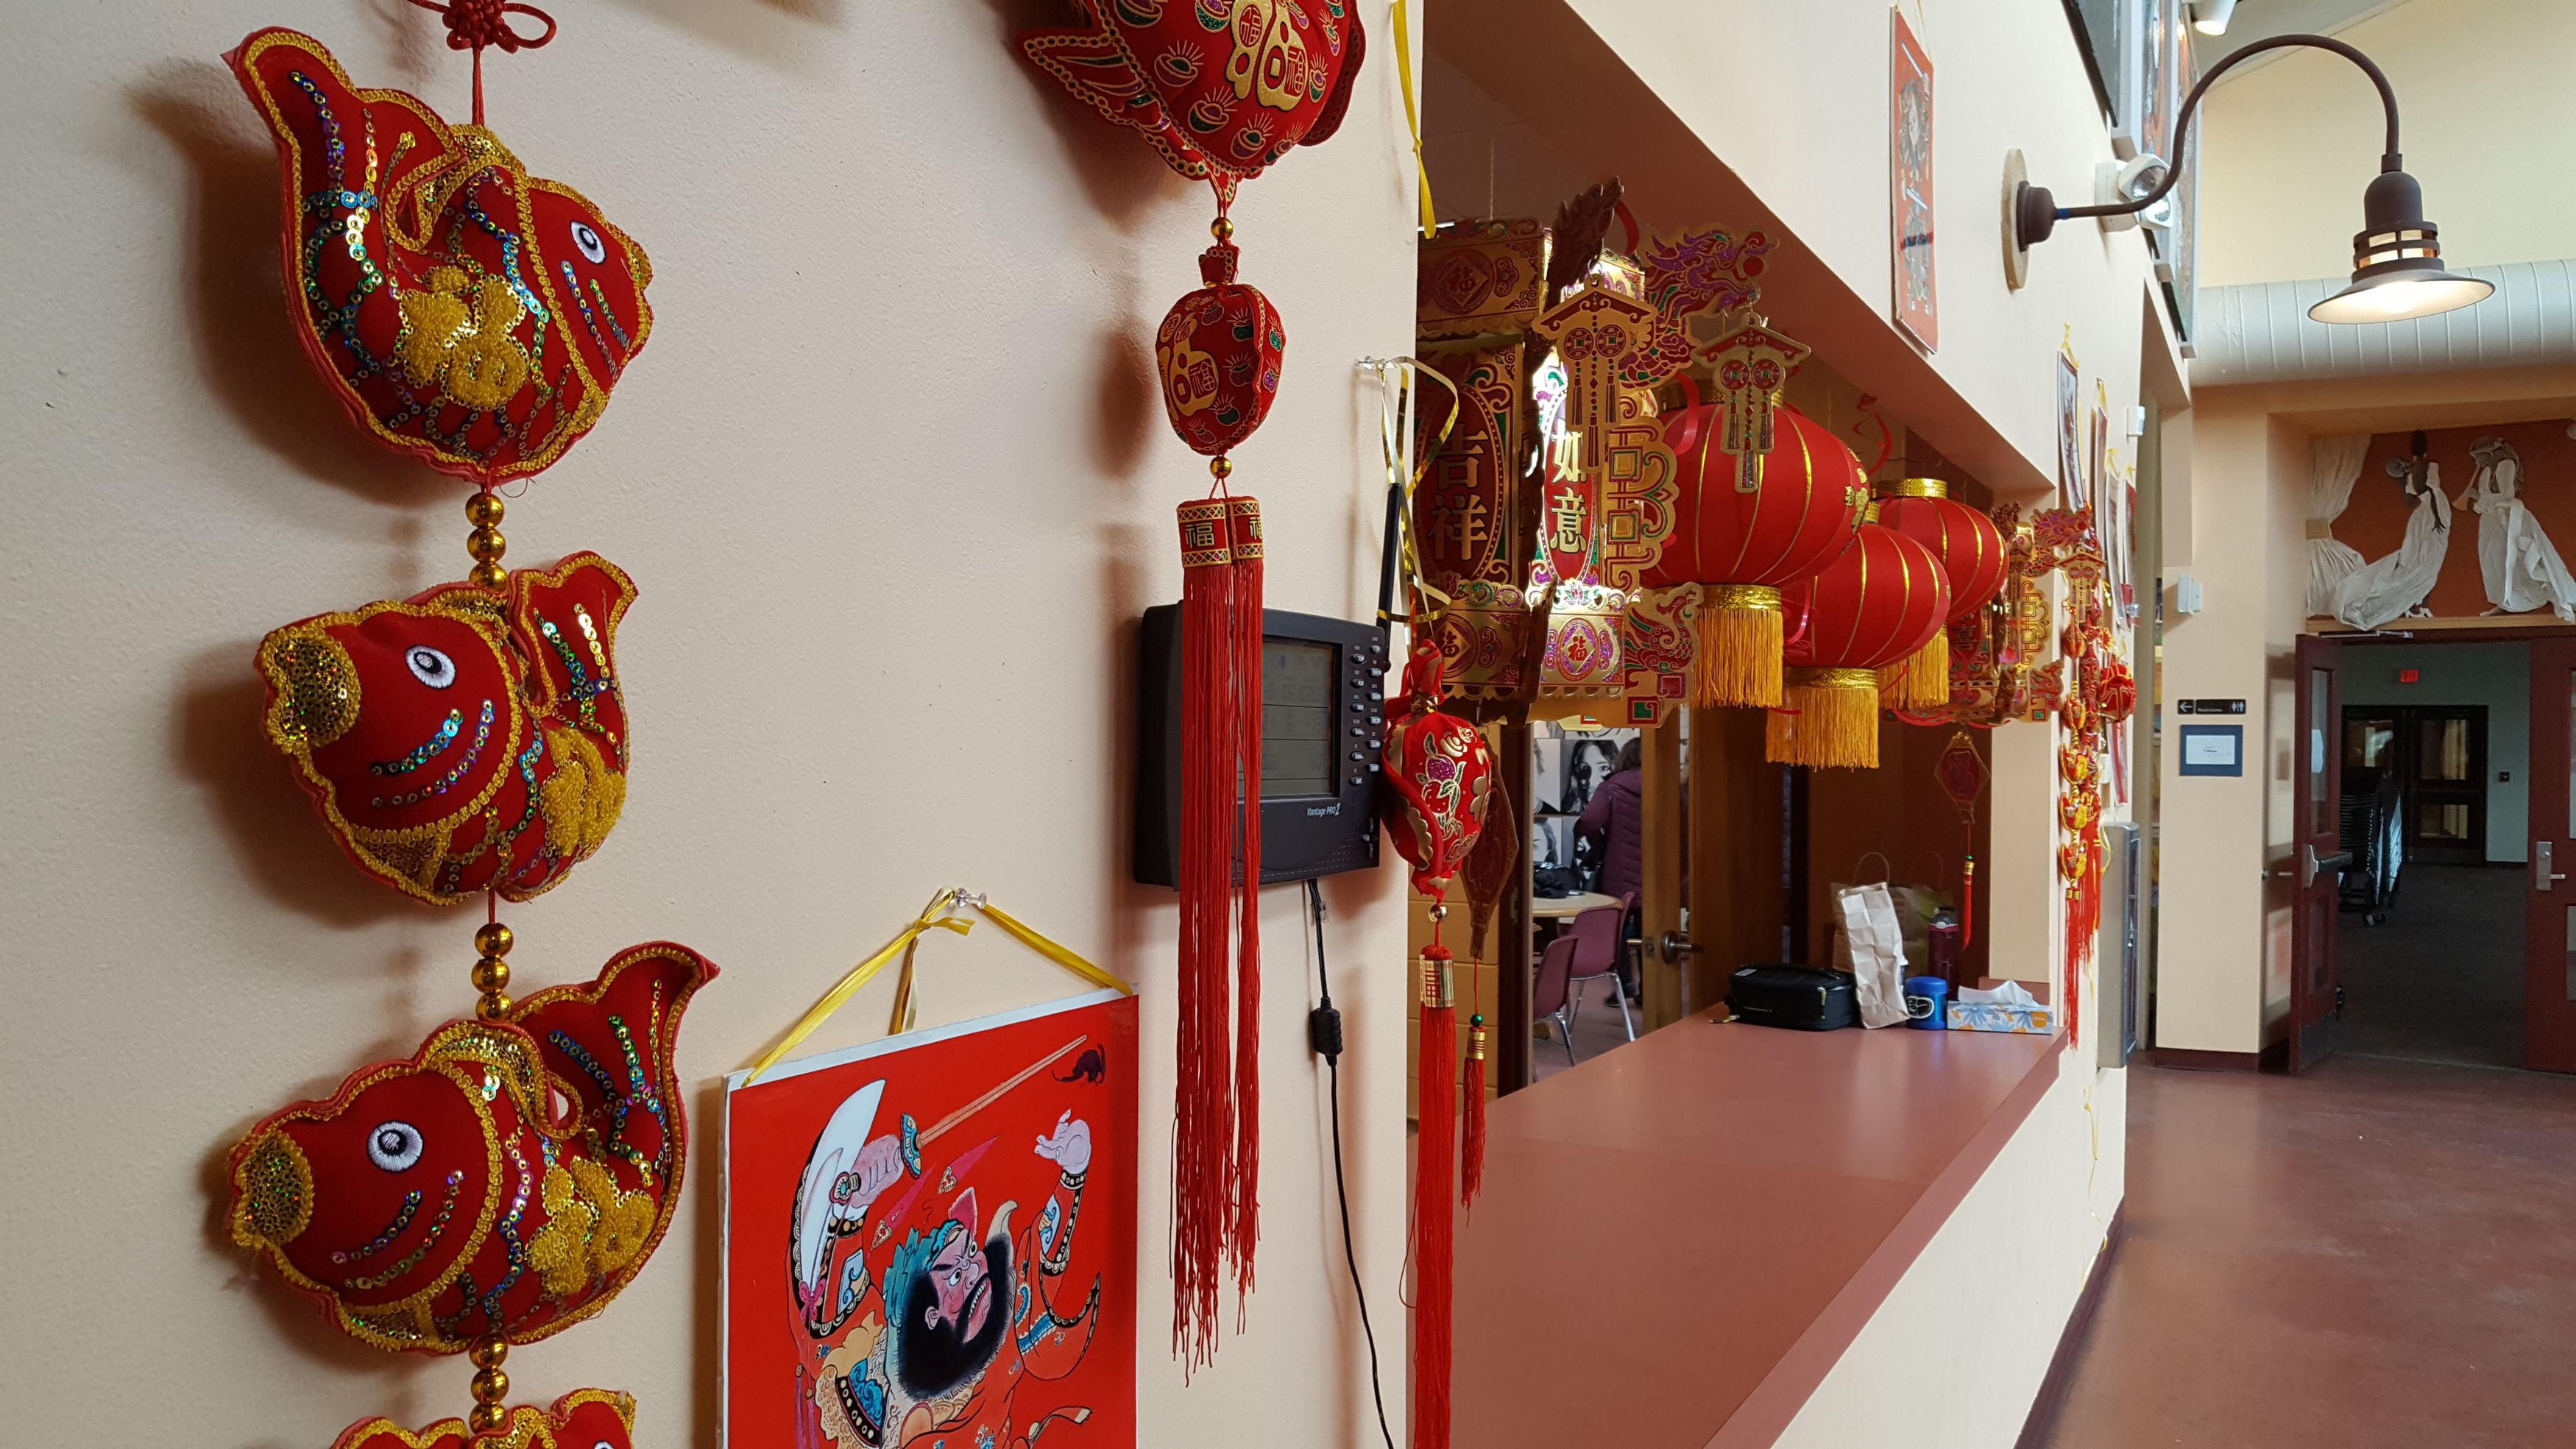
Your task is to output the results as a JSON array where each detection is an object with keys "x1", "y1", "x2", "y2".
[
  {"x1": 1226, "y1": 494, "x2": 1264, "y2": 1311},
  {"x1": 1380, "y1": 642, "x2": 1496, "y2": 1449}
]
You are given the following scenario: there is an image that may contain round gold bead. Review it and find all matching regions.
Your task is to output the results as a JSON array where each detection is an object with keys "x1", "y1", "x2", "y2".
[
  {"x1": 471, "y1": 956, "x2": 511, "y2": 993},
  {"x1": 468, "y1": 560, "x2": 507, "y2": 589},
  {"x1": 467, "y1": 527, "x2": 508, "y2": 562},
  {"x1": 469, "y1": 1339, "x2": 509, "y2": 1370},
  {"x1": 476, "y1": 992, "x2": 513, "y2": 1021},
  {"x1": 1209, "y1": 456, "x2": 1233, "y2": 479},
  {"x1": 1211, "y1": 216, "x2": 1235, "y2": 242},
  {"x1": 471, "y1": 1366, "x2": 509, "y2": 1402},
  {"x1": 467, "y1": 1403, "x2": 508, "y2": 1434},
  {"x1": 464, "y1": 492, "x2": 506, "y2": 527},
  {"x1": 474, "y1": 921, "x2": 514, "y2": 957}
]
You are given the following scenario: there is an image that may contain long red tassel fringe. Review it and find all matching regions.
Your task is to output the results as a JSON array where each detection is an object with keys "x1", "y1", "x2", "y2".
[
  {"x1": 1226, "y1": 495, "x2": 1264, "y2": 1314},
  {"x1": 1415, "y1": 936, "x2": 1457, "y2": 1449},
  {"x1": 1174, "y1": 498, "x2": 1236, "y2": 1372},
  {"x1": 1461, "y1": 1011, "x2": 1487, "y2": 1206}
]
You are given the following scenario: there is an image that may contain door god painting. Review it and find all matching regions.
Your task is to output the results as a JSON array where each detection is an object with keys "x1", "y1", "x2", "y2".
[{"x1": 725, "y1": 991, "x2": 1139, "y2": 1447}]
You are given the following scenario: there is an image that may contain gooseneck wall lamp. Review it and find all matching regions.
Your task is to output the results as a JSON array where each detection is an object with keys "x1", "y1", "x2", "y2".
[{"x1": 2011, "y1": 32, "x2": 2493, "y2": 324}]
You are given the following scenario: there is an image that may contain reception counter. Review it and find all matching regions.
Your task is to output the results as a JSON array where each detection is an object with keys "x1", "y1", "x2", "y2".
[{"x1": 1452, "y1": 1010, "x2": 2121, "y2": 1446}]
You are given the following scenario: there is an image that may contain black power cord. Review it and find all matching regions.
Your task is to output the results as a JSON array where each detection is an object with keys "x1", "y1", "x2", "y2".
[{"x1": 1307, "y1": 876, "x2": 1397, "y2": 1449}]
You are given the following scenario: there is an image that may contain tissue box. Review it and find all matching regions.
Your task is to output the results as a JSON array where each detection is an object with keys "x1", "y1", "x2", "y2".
[{"x1": 1947, "y1": 1001, "x2": 2055, "y2": 1034}]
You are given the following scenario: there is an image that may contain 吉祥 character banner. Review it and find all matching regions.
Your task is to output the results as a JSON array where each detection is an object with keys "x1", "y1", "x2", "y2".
[{"x1": 723, "y1": 991, "x2": 1139, "y2": 1448}]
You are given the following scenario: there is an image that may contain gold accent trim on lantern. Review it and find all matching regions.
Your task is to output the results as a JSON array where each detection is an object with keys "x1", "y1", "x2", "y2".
[
  {"x1": 1895, "y1": 478, "x2": 1950, "y2": 498},
  {"x1": 1800, "y1": 666, "x2": 1883, "y2": 692},
  {"x1": 1862, "y1": 498, "x2": 1883, "y2": 524},
  {"x1": 1418, "y1": 957, "x2": 1454, "y2": 1009},
  {"x1": 1704, "y1": 584, "x2": 1782, "y2": 613}
]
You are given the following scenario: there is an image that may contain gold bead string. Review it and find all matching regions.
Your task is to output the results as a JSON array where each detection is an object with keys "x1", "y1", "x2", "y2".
[
  {"x1": 466, "y1": 488, "x2": 507, "y2": 589},
  {"x1": 473, "y1": 914, "x2": 514, "y2": 1021},
  {"x1": 467, "y1": 1336, "x2": 509, "y2": 1434}
]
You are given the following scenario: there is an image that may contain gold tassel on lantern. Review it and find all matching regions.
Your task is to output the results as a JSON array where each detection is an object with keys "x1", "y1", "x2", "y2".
[
  {"x1": 1695, "y1": 584, "x2": 1785, "y2": 707},
  {"x1": 1881, "y1": 626, "x2": 1950, "y2": 709},
  {"x1": 1767, "y1": 667, "x2": 1885, "y2": 769}
]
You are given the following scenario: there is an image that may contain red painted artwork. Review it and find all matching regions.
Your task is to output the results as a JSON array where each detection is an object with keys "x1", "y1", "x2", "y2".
[{"x1": 723, "y1": 992, "x2": 1139, "y2": 1448}]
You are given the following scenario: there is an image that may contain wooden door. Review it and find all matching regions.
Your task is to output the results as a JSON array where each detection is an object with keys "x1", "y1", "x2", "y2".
[
  {"x1": 2288, "y1": 635, "x2": 2354, "y2": 1071},
  {"x1": 2523, "y1": 640, "x2": 2576, "y2": 1073}
]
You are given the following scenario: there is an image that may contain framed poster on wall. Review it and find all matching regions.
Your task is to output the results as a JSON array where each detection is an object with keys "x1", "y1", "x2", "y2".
[
  {"x1": 2154, "y1": 20, "x2": 2202, "y2": 348},
  {"x1": 722, "y1": 991, "x2": 1139, "y2": 1448},
  {"x1": 1890, "y1": 7, "x2": 1937, "y2": 352},
  {"x1": 2127, "y1": 0, "x2": 2173, "y2": 160},
  {"x1": 2057, "y1": 349, "x2": 2086, "y2": 509}
]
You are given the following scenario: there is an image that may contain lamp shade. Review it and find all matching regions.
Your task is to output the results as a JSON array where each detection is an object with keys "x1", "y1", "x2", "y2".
[
  {"x1": 1643, "y1": 404, "x2": 1864, "y2": 706},
  {"x1": 1770, "y1": 523, "x2": 1949, "y2": 769},
  {"x1": 2308, "y1": 168, "x2": 2494, "y2": 325},
  {"x1": 1875, "y1": 479, "x2": 2006, "y2": 708}
]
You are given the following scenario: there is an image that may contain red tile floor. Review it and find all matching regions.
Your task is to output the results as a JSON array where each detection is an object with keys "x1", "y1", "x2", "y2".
[{"x1": 2036, "y1": 1055, "x2": 2576, "y2": 1448}]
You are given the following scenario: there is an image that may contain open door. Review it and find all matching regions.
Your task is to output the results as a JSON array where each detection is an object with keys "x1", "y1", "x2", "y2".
[
  {"x1": 2287, "y1": 634, "x2": 2354, "y2": 1071},
  {"x1": 2524, "y1": 638, "x2": 2576, "y2": 1074}
]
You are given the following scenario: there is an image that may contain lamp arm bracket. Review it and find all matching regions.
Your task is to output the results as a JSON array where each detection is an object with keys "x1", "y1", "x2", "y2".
[{"x1": 2053, "y1": 32, "x2": 2400, "y2": 224}]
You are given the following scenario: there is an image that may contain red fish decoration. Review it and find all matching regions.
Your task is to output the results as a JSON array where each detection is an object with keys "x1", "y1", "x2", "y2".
[
  {"x1": 228, "y1": 943, "x2": 716, "y2": 1353},
  {"x1": 328, "y1": 1388, "x2": 635, "y2": 1449},
  {"x1": 256, "y1": 552, "x2": 635, "y2": 905},
  {"x1": 228, "y1": 28, "x2": 651, "y2": 486}
]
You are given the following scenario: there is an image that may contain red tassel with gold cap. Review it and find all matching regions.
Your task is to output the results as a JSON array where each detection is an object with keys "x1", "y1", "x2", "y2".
[{"x1": 1380, "y1": 642, "x2": 1496, "y2": 1449}]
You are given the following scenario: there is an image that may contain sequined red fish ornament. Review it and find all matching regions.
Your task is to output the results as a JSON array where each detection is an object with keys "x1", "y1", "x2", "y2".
[
  {"x1": 229, "y1": 27, "x2": 651, "y2": 486},
  {"x1": 257, "y1": 552, "x2": 634, "y2": 905},
  {"x1": 329, "y1": 1388, "x2": 636, "y2": 1449},
  {"x1": 1021, "y1": 0, "x2": 1367, "y2": 199},
  {"x1": 229, "y1": 943, "x2": 715, "y2": 1353}
]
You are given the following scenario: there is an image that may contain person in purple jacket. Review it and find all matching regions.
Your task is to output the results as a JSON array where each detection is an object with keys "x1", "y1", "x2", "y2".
[{"x1": 1575, "y1": 736, "x2": 1645, "y2": 998}]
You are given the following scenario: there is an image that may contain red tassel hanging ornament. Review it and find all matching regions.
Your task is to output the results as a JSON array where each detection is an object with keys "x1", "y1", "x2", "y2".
[
  {"x1": 1019, "y1": 7, "x2": 1365, "y2": 1368},
  {"x1": 1173, "y1": 495, "x2": 1237, "y2": 1370},
  {"x1": 1226, "y1": 493, "x2": 1264, "y2": 1311},
  {"x1": 1379, "y1": 642, "x2": 1495, "y2": 1449}
]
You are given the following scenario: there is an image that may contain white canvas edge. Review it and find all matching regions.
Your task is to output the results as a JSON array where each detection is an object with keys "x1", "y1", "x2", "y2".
[{"x1": 716, "y1": 985, "x2": 1128, "y2": 1446}]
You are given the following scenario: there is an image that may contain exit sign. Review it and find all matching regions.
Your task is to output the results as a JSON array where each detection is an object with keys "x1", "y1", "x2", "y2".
[{"x1": 2399, "y1": 667, "x2": 2421, "y2": 684}]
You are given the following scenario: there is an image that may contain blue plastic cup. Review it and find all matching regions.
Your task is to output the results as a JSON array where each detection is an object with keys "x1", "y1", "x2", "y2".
[{"x1": 1903, "y1": 976, "x2": 1950, "y2": 1030}]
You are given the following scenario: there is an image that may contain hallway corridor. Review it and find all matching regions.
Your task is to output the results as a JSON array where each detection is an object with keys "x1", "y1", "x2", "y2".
[{"x1": 2039, "y1": 1059, "x2": 2576, "y2": 1448}]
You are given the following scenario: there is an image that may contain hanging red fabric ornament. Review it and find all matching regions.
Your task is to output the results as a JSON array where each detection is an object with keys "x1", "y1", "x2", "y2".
[
  {"x1": 230, "y1": 26, "x2": 650, "y2": 489},
  {"x1": 1022, "y1": 1, "x2": 1367, "y2": 1365},
  {"x1": 1379, "y1": 642, "x2": 1494, "y2": 1449},
  {"x1": 1769, "y1": 522, "x2": 1950, "y2": 770},
  {"x1": 228, "y1": 944, "x2": 718, "y2": 1353},
  {"x1": 257, "y1": 553, "x2": 635, "y2": 905},
  {"x1": 1644, "y1": 404, "x2": 1865, "y2": 707},
  {"x1": 1877, "y1": 478, "x2": 2006, "y2": 709},
  {"x1": 328, "y1": 1389, "x2": 635, "y2": 1449}
]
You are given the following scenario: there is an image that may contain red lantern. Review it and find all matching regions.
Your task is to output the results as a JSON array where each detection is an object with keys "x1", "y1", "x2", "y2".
[
  {"x1": 1770, "y1": 523, "x2": 1949, "y2": 768},
  {"x1": 1876, "y1": 478, "x2": 2006, "y2": 708},
  {"x1": 1643, "y1": 405, "x2": 1864, "y2": 706}
]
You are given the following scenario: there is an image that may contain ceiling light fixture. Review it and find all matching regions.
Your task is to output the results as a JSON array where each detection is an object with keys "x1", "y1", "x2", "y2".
[
  {"x1": 2009, "y1": 32, "x2": 2493, "y2": 325},
  {"x1": 2191, "y1": 0, "x2": 2238, "y2": 36}
]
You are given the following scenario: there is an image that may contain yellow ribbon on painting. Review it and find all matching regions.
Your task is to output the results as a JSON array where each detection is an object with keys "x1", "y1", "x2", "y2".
[
  {"x1": 1391, "y1": 0, "x2": 1438, "y2": 239},
  {"x1": 741, "y1": 888, "x2": 1132, "y2": 1083}
]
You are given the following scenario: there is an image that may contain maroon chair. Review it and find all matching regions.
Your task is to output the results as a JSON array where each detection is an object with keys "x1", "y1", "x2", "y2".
[
  {"x1": 1533, "y1": 929, "x2": 1579, "y2": 1067},
  {"x1": 1563, "y1": 894, "x2": 1637, "y2": 1045}
]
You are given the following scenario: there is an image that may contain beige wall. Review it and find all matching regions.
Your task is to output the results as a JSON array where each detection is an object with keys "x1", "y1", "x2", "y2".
[
  {"x1": 0, "y1": 4, "x2": 1420, "y2": 1445},
  {"x1": 2198, "y1": 0, "x2": 2576, "y2": 286},
  {"x1": 1777, "y1": 1053, "x2": 2126, "y2": 1448}
]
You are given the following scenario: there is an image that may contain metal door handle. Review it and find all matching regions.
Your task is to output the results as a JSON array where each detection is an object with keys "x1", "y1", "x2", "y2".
[
  {"x1": 2300, "y1": 844, "x2": 2354, "y2": 889},
  {"x1": 1660, "y1": 931, "x2": 1698, "y2": 963},
  {"x1": 2538, "y1": 840, "x2": 2569, "y2": 890}
]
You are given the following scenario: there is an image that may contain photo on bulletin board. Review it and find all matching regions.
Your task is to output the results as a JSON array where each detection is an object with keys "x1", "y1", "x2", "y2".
[
  {"x1": 1889, "y1": 7, "x2": 1937, "y2": 352},
  {"x1": 722, "y1": 991, "x2": 1139, "y2": 1448},
  {"x1": 1560, "y1": 733, "x2": 1625, "y2": 818},
  {"x1": 2057, "y1": 351, "x2": 2086, "y2": 509}
]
